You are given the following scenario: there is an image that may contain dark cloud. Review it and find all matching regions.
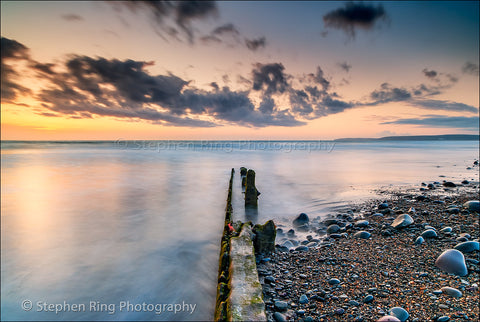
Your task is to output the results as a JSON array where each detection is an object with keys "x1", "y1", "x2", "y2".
[
  {"x1": 1, "y1": 37, "x2": 32, "y2": 100},
  {"x1": 409, "y1": 99, "x2": 478, "y2": 113},
  {"x1": 369, "y1": 83, "x2": 411, "y2": 104},
  {"x1": 210, "y1": 82, "x2": 219, "y2": 91},
  {"x1": 308, "y1": 66, "x2": 330, "y2": 91},
  {"x1": 382, "y1": 116, "x2": 479, "y2": 129},
  {"x1": 422, "y1": 68, "x2": 437, "y2": 79},
  {"x1": 323, "y1": 2, "x2": 388, "y2": 38},
  {"x1": 338, "y1": 61, "x2": 352, "y2": 72},
  {"x1": 31, "y1": 62, "x2": 57, "y2": 75},
  {"x1": 212, "y1": 23, "x2": 240, "y2": 36},
  {"x1": 245, "y1": 37, "x2": 266, "y2": 51},
  {"x1": 252, "y1": 63, "x2": 289, "y2": 95},
  {"x1": 117, "y1": 1, "x2": 218, "y2": 43},
  {"x1": 462, "y1": 62, "x2": 479, "y2": 76},
  {"x1": 61, "y1": 14, "x2": 84, "y2": 21}
]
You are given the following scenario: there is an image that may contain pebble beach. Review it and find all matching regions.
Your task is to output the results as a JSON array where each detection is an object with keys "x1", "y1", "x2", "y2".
[{"x1": 257, "y1": 178, "x2": 479, "y2": 322}]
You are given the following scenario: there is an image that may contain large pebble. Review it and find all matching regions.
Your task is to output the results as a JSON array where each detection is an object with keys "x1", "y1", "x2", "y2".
[
  {"x1": 299, "y1": 294, "x2": 308, "y2": 304},
  {"x1": 354, "y1": 231, "x2": 371, "y2": 239},
  {"x1": 295, "y1": 245, "x2": 309, "y2": 251},
  {"x1": 454, "y1": 241, "x2": 479, "y2": 253},
  {"x1": 281, "y1": 240, "x2": 294, "y2": 249},
  {"x1": 441, "y1": 286, "x2": 462, "y2": 298},
  {"x1": 355, "y1": 220, "x2": 369, "y2": 227},
  {"x1": 463, "y1": 200, "x2": 480, "y2": 212},
  {"x1": 328, "y1": 278, "x2": 341, "y2": 285},
  {"x1": 421, "y1": 229, "x2": 437, "y2": 238},
  {"x1": 363, "y1": 294, "x2": 374, "y2": 303},
  {"x1": 437, "y1": 316, "x2": 450, "y2": 322},
  {"x1": 440, "y1": 227, "x2": 452, "y2": 233},
  {"x1": 274, "y1": 301, "x2": 288, "y2": 311},
  {"x1": 377, "y1": 316, "x2": 401, "y2": 322},
  {"x1": 435, "y1": 249, "x2": 468, "y2": 276},
  {"x1": 273, "y1": 312, "x2": 287, "y2": 322},
  {"x1": 415, "y1": 236, "x2": 424, "y2": 245},
  {"x1": 293, "y1": 213, "x2": 309, "y2": 227},
  {"x1": 388, "y1": 307, "x2": 409, "y2": 321},
  {"x1": 391, "y1": 214, "x2": 414, "y2": 229},
  {"x1": 327, "y1": 224, "x2": 340, "y2": 234}
]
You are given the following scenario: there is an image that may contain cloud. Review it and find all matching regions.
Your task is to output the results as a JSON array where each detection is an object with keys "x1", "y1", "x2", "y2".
[
  {"x1": 462, "y1": 61, "x2": 479, "y2": 76},
  {"x1": 116, "y1": 0, "x2": 218, "y2": 43},
  {"x1": 338, "y1": 61, "x2": 352, "y2": 72},
  {"x1": 422, "y1": 68, "x2": 437, "y2": 79},
  {"x1": 323, "y1": 2, "x2": 388, "y2": 38},
  {"x1": 382, "y1": 116, "x2": 479, "y2": 129},
  {"x1": 61, "y1": 14, "x2": 84, "y2": 21},
  {"x1": 308, "y1": 66, "x2": 330, "y2": 91},
  {"x1": 369, "y1": 83, "x2": 411, "y2": 104},
  {"x1": 1, "y1": 37, "x2": 32, "y2": 100},
  {"x1": 212, "y1": 23, "x2": 239, "y2": 36},
  {"x1": 252, "y1": 63, "x2": 289, "y2": 95},
  {"x1": 245, "y1": 37, "x2": 266, "y2": 51},
  {"x1": 409, "y1": 99, "x2": 478, "y2": 113}
]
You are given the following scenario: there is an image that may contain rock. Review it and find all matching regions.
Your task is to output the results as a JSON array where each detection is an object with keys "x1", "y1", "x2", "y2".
[
  {"x1": 287, "y1": 229, "x2": 295, "y2": 237},
  {"x1": 421, "y1": 229, "x2": 437, "y2": 238},
  {"x1": 377, "y1": 316, "x2": 401, "y2": 322},
  {"x1": 274, "y1": 300, "x2": 288, "y2": 312},
  {"x1": 462, "y1": 180, "x2": 469, "y2": 184},
  {"x1": 447, "y1": 207, "x2": 460, "y2": 214},
  {"x1": 295, "y1": 245, "x2": 308, "y2": 251},
  {"x1": 297, "y1": 309, "x2": 305, "y2": 315},
  {"x1": 440, "y1": 286, "x2": 462, "y2": 298},
  {"x1": 355, "y1": 220, "x2": 369, "y2": 227},
  {"x1": 454, "y1": 241, "x2": 479, "y2": 253},
  {"x1": 335, "y1": 308, "x2": 345, "y2": 315},
  {"x1": 329, "y1": 233, "x2": 343, "y2": 239},
  {"x1": 391, "y1": 214, "x2": 414, "y2": 229},
  {"x1": 323, "y1": 218, "x2": 338, "y2": 226},
  {"x1": 440, "y1": 227, "x2": 452, "y2": 233},
  {"x1": 354, "y1": 231, "x2": 371, "y2": 239},
  {"x1": 463, "y1": 200, "x2": 480, "y2": 212},
  {"x1": 299, "y1": 294, "x2": 308, "y2": 304},
  {"x1": 327, "y1": 224, "x2": 340, "y2": 234},
  {"x1": 378, "y1": 203, "x2": 389, "y2": 209},
  {"x1": 415, "y1": 236, "x2": 424, "y2": 245},
  {"x1": 253, "y1": 220, "x2": 276, "y2": 255},
  {"x1": 435, "y1": 249, "x2": 468, "y2": 276},
  {"x1": 293, "y1": 213, "x2": 309, "y2": 227},
  {"x1": 328, "y1": 278, "x2": 341, "y2": 285},
  {"x1": 363, "y1": 294, "x2": 374, "y2": 303},
  {"x1": 437, "y1": 316, "x2": 450, "y2": 322},
  {"x1": 443, "y1": 182, "x2": 456, "y2": 187},
  {"x1": 388, "y1": 307, "x2": 409, "y2": 322},
  {"x1": 273, "y1": 312, "x2": 287, "y2": 321},
  {"x1": 349, "y1": 300, "x2": 360, "y2": 306}
]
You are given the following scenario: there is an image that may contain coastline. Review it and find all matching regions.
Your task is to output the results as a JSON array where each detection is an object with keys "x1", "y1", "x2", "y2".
[{"x1": 258, "y1": 182, "x2": 479, "y2": 321}]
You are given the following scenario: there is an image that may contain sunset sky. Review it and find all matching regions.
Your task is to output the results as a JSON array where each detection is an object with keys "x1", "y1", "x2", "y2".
[{"x1": 1, "y1": 1, "x2": 479, "y2": 140}]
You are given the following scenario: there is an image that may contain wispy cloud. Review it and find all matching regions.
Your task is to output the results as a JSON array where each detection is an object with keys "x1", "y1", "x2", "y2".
[
  {"x1": 462, "y1": 61, "x2": 479, "y2": 76},
  {"x1": 382, "y1": 115, "x2": 479, "y2": 129},
  {"x1": 61, "y1": 14, "x2": 84, "y2": 22}
]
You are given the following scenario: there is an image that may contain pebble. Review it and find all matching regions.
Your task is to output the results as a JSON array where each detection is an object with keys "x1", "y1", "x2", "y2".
[
  {"x1": 327, "y1": 224, "x2": 340, "y2": 234},
  {"x1": 273, "y1": 311, "x2": 287, "y2": 322},
  {"x1": 421, "y1": 229, "x2": 438, "y2": 238},
  {"x1": 440, "y1": 227, "x2": 453, "y2": 233},
  {"x1": 454, "y1": 241, "x2": 479, "y2": 253},
  {"x1": 415, "y1": 236, "x2": 424, "y2": 245},
  {"x1": 391, "y1": 214, "x2": 414, "y2": 229},
  {"x1": 378, "y1": 203, "x2": 389, "y2": 209},
  {"x1": 328, "y1": 278, "x2": 341, "y2": 285},
  {"x1": 265, "y1": 276, "x2": 275, "y2": 284},
  {"x1": 299, "y1": 294, "x2": 308, "y2": 304},
  {"x1": 437, "y1": 316, "x2": 450, "y2": 322},
  {"x1": 440, "y1": 286, "x2": 462, "y2": 298},
  {"x1": 354, "y1": 231, "x2": 371, "y2": 239},
  {"x1": 293, "y1": 213, "x2": 309, "y2": 227},
  {"x1": 377, "y1": 316, "x2": 401, "y2": 322},
  {"x1": 463, "y1": 200, "x2": 480, "y2": 212},
  {"x1": 355, "y1": 220, "x2": 369, "y2": 227},
  {"x1": 388, "y1": 307, "x2": 409, "y2": 321},
  {"x1": 435, "y1": 249, "x2": 468, "y2": 276},
  {"x1": 443, "y1": 182, "x2": 457, "y2": 187},
  {"x1": 281, "y1": 240, "x2": 294, "y2": 249},
  {"x1": 295, "y1": 245, "x2": 309, "y2": 251},
  {"x1": 363, "y1": 294, "x2": 374, "y2": 303},
  {"x1": 438, "y1": 304, "x2": 449, "y2": 309},
  {"x1": 274, "y1": 301, "x2": 288, "y2": 311},
  {"x1": 335, "y1": 308, "x2": 345, "y2": 315}
]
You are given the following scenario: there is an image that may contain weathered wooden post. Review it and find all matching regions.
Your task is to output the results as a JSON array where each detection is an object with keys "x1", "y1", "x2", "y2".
[{"x1": 244, "y1": 169, "x2": 259, "y2": 208}]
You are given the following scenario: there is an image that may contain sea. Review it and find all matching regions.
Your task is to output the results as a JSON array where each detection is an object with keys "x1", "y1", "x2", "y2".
[{"x1": 1, "y1": 139, "x2": 478, "y2": 321}]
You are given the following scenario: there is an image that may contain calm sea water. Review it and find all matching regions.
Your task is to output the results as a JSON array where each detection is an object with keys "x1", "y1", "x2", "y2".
[{"x1": 1, "y1": 140, "x2": 478, "y2": 321}]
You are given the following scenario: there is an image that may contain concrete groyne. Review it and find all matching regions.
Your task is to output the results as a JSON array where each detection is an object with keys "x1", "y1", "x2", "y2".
[{"x1": 214, "y1": 168, "x2": 272, "y2": 321}]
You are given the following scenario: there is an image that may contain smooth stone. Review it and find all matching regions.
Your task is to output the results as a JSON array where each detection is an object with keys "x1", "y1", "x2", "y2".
[
  {"x1": 354, "y1": 231, "x2": 371, "y2": 239},
  {"x1": 377, "y1": 316, "x2": 401, "y2": 322},
  {"x1": 274, "y1": 300, "x2": 288, "y2": 311},
  {"x1": 415, "y1": 236, "x2": 424, "y2": 245},
  {"x1": 273, "y1": 312, "x2": 287, "y2": 322},
  {"x1": 441, "y1": 286, "x2": 462, "y2": 298},
  {"x1": 349, "y1": 300, "x2": 360, "y2": 306},
  {"x1": 265, "y1": 276, "x2": 275, "y2": 284},
  {"x1": 424, "y1": 225, "x2": 436, "y2": 230},
  {"x1": 328, "y1": 278, "x2": 341, "y2": 285},
  {"x1": 462, "y1": 180, "x2": 469, "y2": 184},
  {"x1": 335, "y1": 308, "x2": 345, "y2": 315},
  {"x1": 295, "y1": 245, "x2": 309, "y2": 251},
  {"x1": 329, "y1": 233, "x2": 343, "y2": 239},
  {"x1": 327, "y1": 224, "x2": 340, "y2": 234},
  {"x1": 447, "y1": 208, "x2": 460, "y2": 214},
  {"x1": 421, "y1": 229, "x2": 437, "y2": 238},
  {"x1": 456, "y1": 237, "x2": 469, "y2": 242},
  {"x1": 391, "y1": 214, "x2": 414, "y2": 229},
  {"x1": 372, "y1": 213, "x2": 384, "y2": 217},
  {"x1": 463, "y1": 200, "x2": 480, "y2": 212},
  {"x1": 363, "y1": 294, "x2": 374, "y2": 303},
  {"x1": 304, "y1": 317, "x2": 313, "y2": 322},
  {"x1": 306, "y1": 242, "x2": 318, "y2": 248},
  {"x1": 281, "y1": 240, "x2": 294, "y2": 249},
  {"x1": 437, "y1": 316, "x2": 450, "y2": 322},
  {"x1": 293, "y1": 213, "x2": 309, "y2": 227},
  {"x1": 287, "y1": 229, "x2": 295, "y2": 236},
  {"x1": 355, "y1": 220, "x2": 369, "y2": 227},
  {"x1": 454, "y1": 241, "x2": 479, "y2": 253},
  {"x1": 299, "y1": 294, "x2": 309, "y2": 304},
  {"x1": 297, "y1": 309, "x2": 305, "y2": 315},
  {"x1": 323, "y1": 218, "x2": 338, "y2": 226},
  {"x1": 388, "y1": 307, "x2": 409, "y2": 322},
  {"x1": 443, "y1": 182, "x2": 457, "y2": 187},
  {"x1": 378, "y1": 203, "x2": 389, "y2": 209},
  {"x1": 441, "y1": 227, "x2": 453, "y2": 233},
  {"x1": 435, "y1": 249, "x2": 468, "y2": 276}
]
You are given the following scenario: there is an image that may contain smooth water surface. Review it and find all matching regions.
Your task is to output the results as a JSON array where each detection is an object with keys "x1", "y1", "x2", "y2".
[{"x1": 1, "y1": 140, "x2": 478, "y2": 321}]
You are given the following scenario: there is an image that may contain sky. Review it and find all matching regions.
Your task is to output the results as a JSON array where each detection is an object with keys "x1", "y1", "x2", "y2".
[{"x1": 1, "y1": 1, "x2": 479, "y2": 140}]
